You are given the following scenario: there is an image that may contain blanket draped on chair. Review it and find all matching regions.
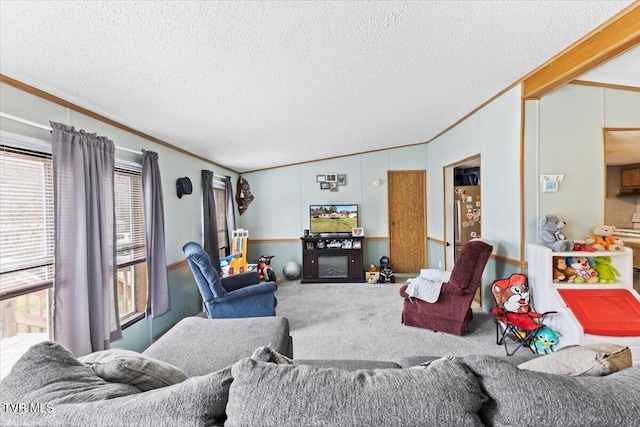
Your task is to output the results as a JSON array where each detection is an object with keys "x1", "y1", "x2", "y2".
[{"x1": 405, "y1": 269, "x2": 452, "y2": 303}]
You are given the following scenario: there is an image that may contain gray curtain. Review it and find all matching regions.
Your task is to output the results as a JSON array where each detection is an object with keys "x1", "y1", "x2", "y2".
[
  {"x1": 142, "y1": 150, "x2": 170, "y2": 318},
  {"x1": 224, "y1": 176, "x2": 236, "y2": 255},
  {"x1": 51, "y1": 122, "x2": 121, "y2": 356},
  {"x1": 202, "y1": 170, "x2": 221, "y2": 271}
]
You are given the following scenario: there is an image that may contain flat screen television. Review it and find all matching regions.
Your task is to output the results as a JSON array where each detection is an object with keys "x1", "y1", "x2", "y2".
[{"x1": 309, "y1": 204, "x2": 358, "y2": 235}]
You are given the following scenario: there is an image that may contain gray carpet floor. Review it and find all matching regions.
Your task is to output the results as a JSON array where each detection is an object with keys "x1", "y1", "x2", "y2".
[{"x1": 274, "y1": 280, "x2": 529, "y2": 363}]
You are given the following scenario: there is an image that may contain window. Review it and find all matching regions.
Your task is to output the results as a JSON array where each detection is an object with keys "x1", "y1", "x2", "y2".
[
  {"x1": 0, "y1": 141, "x2": 147, "y2": 329},
  {"x1": 214, "y1": 182, "x2": 228, "y2": 258},
  {"x1": 0, "y1": 134, "x2": 147, "y2": 378},
  {"x1": 115, "y1": 169, "x2": 147, "y2": 325},
  {"x1": 0, "y1": 145, "x2": 54, "y2": 296},
  {"x1": 0, "y1": 144, "x2": 54, "y2": 379}
]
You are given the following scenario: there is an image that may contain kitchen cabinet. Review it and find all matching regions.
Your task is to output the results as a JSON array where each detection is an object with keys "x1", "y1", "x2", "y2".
[{"x1": 620, "y1": 164, "x2": 640, "y2": 189}]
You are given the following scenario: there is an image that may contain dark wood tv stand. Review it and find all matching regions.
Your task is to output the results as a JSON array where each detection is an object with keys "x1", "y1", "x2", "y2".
[{"x1": 301, "y1": 236, "x2": 365, "y2": 283}]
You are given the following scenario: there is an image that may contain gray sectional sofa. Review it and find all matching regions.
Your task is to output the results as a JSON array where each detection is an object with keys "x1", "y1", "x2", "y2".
[{"x1": 2, "y1": 315, "x2": 639, "y2": 426}]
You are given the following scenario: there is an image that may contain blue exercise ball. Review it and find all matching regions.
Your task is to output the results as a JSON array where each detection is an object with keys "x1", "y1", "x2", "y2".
[{"x1": 283, "y1": 261, "x2": 302, "y2": 280}]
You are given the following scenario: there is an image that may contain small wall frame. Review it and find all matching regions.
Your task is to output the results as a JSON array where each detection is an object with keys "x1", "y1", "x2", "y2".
[{"x1": 352, "y1": 227, "x2": 364, "y2": 237}]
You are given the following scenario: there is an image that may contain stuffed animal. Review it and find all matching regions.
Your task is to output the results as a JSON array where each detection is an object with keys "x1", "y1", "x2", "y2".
[
  {"x1": 531, "y1": 327, "x2": 562, "y2": 354},
  {"x1": 552, "y1": 257, "x2": 575, "y2": 283},
  {"x1": 592, "y1": 256, "x2": 621, "y2": 284},
  {"x1": 568, "y1": 256, "x2": 599, "y2": 284},
  {"x1": 538, "y1": 215, "x2": 574, "y2": 252},
  {"x1": 586, "y1": 225, "x2": 625, "y2": 252}
]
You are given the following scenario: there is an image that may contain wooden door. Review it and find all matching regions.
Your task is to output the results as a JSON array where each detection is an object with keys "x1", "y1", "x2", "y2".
[{"x1": 387, "y1": 170, "x2": 427, "y2": 273}]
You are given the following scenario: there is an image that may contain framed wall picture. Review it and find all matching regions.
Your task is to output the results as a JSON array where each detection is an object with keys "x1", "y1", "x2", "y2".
[
  {"x1": 352, "y1": 227, "x2": 364, "y2": 237},
  {"x1": 316, "y1": 174, "x2": 326, "y2": 182},
  {"x1": 325, "y1": 173, "x2": 337, "y2": 182},
  {"x1": 337, "y1": 174, "x2": 347, "y2": 185},
  {"x1": 330, "y1": 183, "x2": 338, "y2": 192},
  {"x1": 320, "y1": 182, "x2": 330, "y2": 190}
]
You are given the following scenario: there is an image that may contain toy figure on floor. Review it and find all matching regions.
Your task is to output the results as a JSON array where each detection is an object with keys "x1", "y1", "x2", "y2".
[
  {"x1": 256, "y1": 254, "x2": 277, "y2": 282},
  {"x1": 367, "y1": 264, "x2": 379, "y2": 284},
  {"x1": 530, "y1": 327, "x2": 562, "y2": 354},
  {"x1": 378, "y1": 256, "x2": 395, "y2": 283}
]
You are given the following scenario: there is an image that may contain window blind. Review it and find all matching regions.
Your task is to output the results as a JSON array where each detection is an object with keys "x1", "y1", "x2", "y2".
[
  {"x1": 0, "y1": 145, "x2": 54, "y2": 295},
  {"x1": 115, "y1": 168, "x2": 146, "y2": 265},
  {"x1": 214, "y1": 187, "x2": 228, "y2": 255}
]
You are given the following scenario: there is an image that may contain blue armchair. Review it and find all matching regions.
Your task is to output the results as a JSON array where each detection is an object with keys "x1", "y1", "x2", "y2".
[{"x1": 183, "y1": 242, "x2": 277, "y2": 318}]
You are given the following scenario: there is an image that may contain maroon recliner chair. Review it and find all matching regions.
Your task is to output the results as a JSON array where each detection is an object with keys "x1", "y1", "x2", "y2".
[{"x1": 399, "y1": 239, "x2": 493, "y2": 336}]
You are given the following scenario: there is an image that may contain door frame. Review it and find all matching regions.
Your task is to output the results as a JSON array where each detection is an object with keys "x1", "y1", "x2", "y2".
[{"x1": 444, "y1": 155, "x2": 481, "y2": 270}]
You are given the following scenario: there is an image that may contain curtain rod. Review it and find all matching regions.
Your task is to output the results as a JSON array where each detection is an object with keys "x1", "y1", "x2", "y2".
[{"x1": 0, "y1": 111, "x2": 142, "y2": 155}]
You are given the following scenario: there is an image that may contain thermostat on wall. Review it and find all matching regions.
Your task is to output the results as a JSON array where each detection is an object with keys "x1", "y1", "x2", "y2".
[{"x1": 540, "y1": 174, "x2": 564, "y2": 192}]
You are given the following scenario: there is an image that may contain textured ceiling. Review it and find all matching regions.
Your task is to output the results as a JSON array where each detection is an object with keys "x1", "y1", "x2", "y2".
[{"x1": 0, "y1": 1, "x2": 636, "y2": 173}]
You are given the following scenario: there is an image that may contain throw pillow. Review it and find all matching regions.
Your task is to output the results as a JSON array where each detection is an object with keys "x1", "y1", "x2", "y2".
[
  {"x1": 0, "y1": 341, "x2": 140, "y2": 426},
  {"x1": 463, "y1": 355, "x2": 640, "y2": 427},
  {"x1": 2, "y1": 365, "x2": 233, "y2": 427},
  {"x1": 2, "y1": 341, "x2": 139, "y2": 405},
  {"x1": 517, "y1": 343, "x2": 632, "y2": 376},
  {"x1": 79, "y1": 348, "x2": 188, "y2": 391},
  {"x1": 226, "y1": 356, "x2": 486, "y2": 427},
  {"x1": 250, "y1": 346, "x2": 293, "y2": 364}
]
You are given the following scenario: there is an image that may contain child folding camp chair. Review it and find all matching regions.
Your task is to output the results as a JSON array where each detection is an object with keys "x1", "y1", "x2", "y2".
[{"x1": 490, "y1": 273, "x2": 556, "y2": 356}]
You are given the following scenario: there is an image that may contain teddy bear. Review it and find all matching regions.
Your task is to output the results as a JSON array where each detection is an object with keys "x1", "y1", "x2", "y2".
[
  {"x1": 552, "y1": 256, "x2": 575, "y2": 283},
  {"x1": 586, "y1": 225, "x2": 625, "y2": 252},
  {"x1": 538, "y1": 215, "x2": 574, "y2": 252},
  {"x1": 591, "y1": 256, "x2": 621, "y2": 284},
  {"x1": 568, "y1": 256, "x2": 599, "y2": 284}
]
